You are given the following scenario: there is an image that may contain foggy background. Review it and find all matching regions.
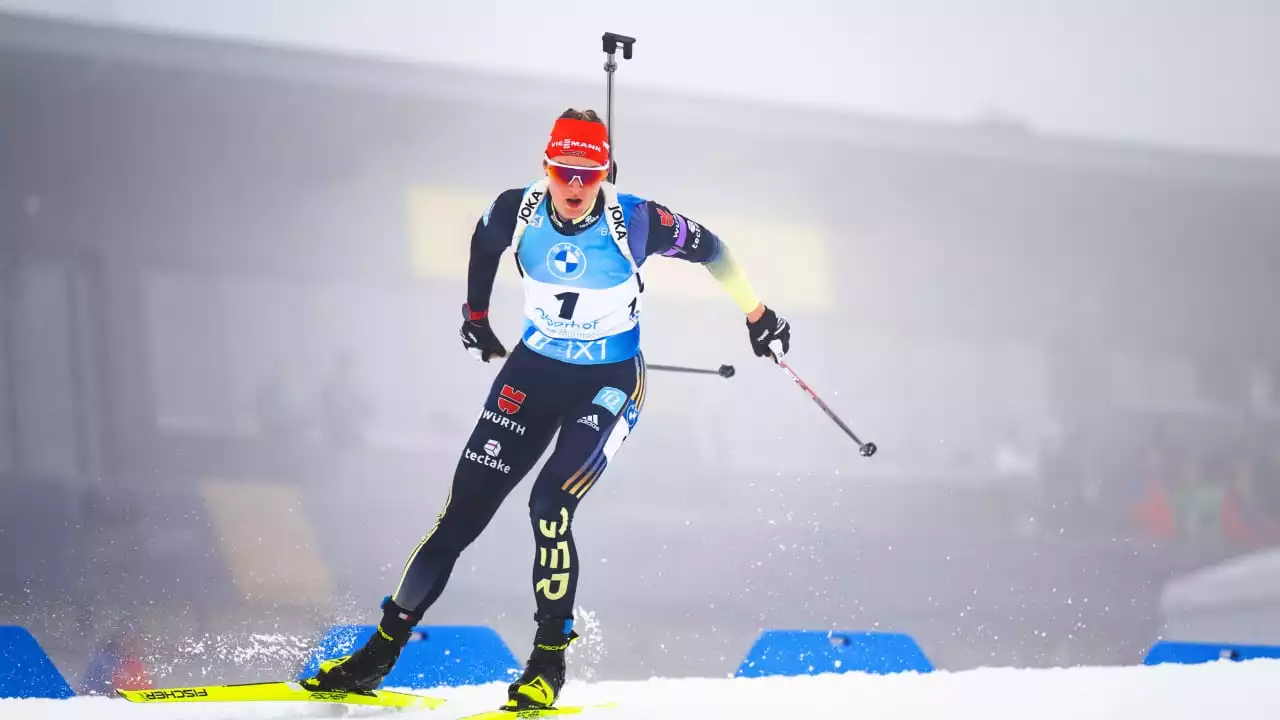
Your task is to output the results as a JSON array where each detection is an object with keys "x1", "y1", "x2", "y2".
[{"x1": 2, "y1": 1, "x2": 1280, "y2": 693}]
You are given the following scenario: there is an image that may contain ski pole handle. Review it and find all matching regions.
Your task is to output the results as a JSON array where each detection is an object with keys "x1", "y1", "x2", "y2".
[{"x1": 602, "y1": 32, "x2": 637, "y2": 59}]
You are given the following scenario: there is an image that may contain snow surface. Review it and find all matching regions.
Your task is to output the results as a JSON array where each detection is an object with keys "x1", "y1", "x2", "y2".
[{"x1": 5, "y1": 660, "x2": 1279, "y2": 720}]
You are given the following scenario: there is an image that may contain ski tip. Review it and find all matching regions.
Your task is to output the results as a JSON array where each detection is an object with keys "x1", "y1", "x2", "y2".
[
  {"x1": 395, "y1": 691, "x2": 448, "y2": 710},
  {"x1": 114, "y1": 688, "x2": 158, "y2": 703}
]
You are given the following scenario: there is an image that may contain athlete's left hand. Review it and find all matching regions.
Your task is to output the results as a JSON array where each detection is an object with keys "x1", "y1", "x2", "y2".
[
  {"x1": 746, "y1": 305, "x2": 790, "y2": 362},
  {"x1": 460, "y1": 310, "x2": 507, "y2": 363}
]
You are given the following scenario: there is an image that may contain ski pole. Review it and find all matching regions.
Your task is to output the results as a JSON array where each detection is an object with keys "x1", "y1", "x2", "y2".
[
  {"x1": 777, "y1": 359, "x2": 877, "y2": 457},
  {"x1": 647, "y1": 363, "x2": 735, "y2": 378},
  {"x1": 601, "y1": 31, "x2": 636, "y2": 183},
  {"x1": 482, "y1": 354, "x2": 733, "y2": 379}
]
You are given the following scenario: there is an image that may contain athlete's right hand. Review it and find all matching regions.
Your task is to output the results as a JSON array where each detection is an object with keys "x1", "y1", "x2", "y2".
[{"x1": 459, "y1": 306, "x2": 507, "y2": 362}]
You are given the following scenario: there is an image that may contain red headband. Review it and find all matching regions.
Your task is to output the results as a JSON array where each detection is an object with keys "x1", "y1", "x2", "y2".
[{"x1": 546, "y1": 117, "x2": 610, "y2": 167}]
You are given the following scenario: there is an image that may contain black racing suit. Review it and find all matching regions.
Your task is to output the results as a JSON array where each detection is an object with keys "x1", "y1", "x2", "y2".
[{"x1": 391, "y1": 186, "x2": 724, "y2": 626}]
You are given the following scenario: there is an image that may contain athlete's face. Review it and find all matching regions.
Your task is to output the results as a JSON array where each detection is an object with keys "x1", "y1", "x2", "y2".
[{"x1": 545, "y1": 154, "x2": 607, "y2": 220}]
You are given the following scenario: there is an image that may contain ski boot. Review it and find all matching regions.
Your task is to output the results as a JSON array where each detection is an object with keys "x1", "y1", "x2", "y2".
[
  {"x1": 302, "y1": 596, "x2": 421, "y2": 692},
  {"x1": 505, "y1": 616, "x2": 579, "y2": 710}
]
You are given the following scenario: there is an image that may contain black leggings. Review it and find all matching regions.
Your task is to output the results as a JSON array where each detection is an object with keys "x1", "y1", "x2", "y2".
[{"x1": 391, "y1": 343, "x2": 647, "y2": 624}]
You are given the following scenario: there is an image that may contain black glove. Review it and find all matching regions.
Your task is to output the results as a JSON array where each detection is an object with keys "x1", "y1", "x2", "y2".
[
  {"x1": 747, "y1": 305, "x2": 790, "y2": 362},
  {"x1": 459, "y1": 305, "x2": 507, "y2": 362}
]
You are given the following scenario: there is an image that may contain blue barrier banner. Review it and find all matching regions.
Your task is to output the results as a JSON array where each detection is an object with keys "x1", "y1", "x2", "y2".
[
  {"x1": 736, "y1": 629, "x2": 934, "y2": 677},
  {"x1": 1144, "y1": 640, "x2": 1280, "y2": 665},
  {"x1": 0, "y1": 626, "x2": 76, "y2": 698},
  {"x1": 298, "y1": 625, "x2": 519, "y2": 688}
]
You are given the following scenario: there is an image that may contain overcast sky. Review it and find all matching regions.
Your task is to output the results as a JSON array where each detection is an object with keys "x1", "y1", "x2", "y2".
[{"x1": 3, "y1": 0, "x2": 1278, "y2": 158}]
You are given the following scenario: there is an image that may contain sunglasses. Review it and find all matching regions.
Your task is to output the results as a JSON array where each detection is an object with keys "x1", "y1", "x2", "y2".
[{"x1": 545, "y1": 156, "x2": 609, "y2": 186}]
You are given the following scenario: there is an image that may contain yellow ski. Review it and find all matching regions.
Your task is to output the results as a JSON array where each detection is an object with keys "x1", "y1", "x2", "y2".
[
  {"x1": 115, "y1": 681, "x2": 446, "y2": 709},
  {"x1": 456, "y1": 701, "x2": 618, "y2": 719}
]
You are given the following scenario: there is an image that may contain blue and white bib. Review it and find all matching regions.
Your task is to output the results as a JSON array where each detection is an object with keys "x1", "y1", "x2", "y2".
[{"x1": 511, "y1": 179, "x2": 643, "y2": 365}]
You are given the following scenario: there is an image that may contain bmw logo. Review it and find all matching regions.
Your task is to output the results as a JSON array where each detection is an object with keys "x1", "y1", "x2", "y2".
[{"x1": 547, "y1": 242, "x2": 587, "y2": 280}]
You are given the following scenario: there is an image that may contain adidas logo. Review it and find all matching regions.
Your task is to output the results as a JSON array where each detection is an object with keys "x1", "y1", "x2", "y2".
[{"x1": 577, "y1": 414, "x2": 600, "y2": 431}]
